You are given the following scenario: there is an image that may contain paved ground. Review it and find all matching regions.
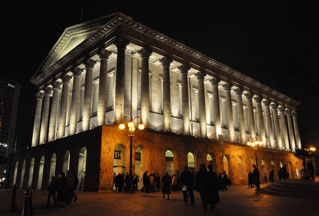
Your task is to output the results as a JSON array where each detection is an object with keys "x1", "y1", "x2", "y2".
[{"x1": 1, "y1": 183, "x2": 318, "y2": 216}]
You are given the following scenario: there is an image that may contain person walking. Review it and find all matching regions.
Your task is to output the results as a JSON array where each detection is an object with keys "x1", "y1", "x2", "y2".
[
  {"x1": 196, "y1": 164, "x2": 209, "y2": 213},
  {"x1": 222, "y1": 171, "x2": 228, "y2": 191},
  {"x1": 47, "y1": 176, "x2": 58, "y2": 207},
  {"x1": 141, "y1": 171, "x2": 148, "y2": 192},
  {"x1": 66, "y1": 170, "x2": 75, "y2": 204},
  {"x1": 155, "y1": 174, "x2": 161, "y2": 192},
  {"x1": 207, "y1": 164, "x2": 220, "y2": 210},
  {"x1": 248, "y1": 171, "x2": 253, "y2": 188},
  {"x1": 269, "y1": 170, "x2": 275, "y2": 183},
  {"x1": 253, "y1": 165, "x2": 260, "y2": 190},
  {"x1": 56, "y1": 172, "x2": 67, "y2": 207},
  {"x1": 180, "y1": 166, "x2": 195, "y2": 205},
  {"x1": 161, "y1": 172, "x2": 171, "y2": 200}
]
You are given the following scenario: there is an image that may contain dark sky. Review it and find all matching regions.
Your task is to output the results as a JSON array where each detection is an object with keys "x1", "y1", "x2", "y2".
[{"x1": 3, "y1": 1, "x2": 319, "y2": 149}]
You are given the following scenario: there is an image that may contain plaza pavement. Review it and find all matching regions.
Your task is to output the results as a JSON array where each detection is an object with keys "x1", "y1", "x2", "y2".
[{"x1": 0, "y1": 182, "x2": 318, "y2": 216}]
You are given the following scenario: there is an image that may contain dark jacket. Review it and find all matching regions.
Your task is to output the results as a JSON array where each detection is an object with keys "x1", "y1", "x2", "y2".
[
  {"x1": 196, "y1": 169, "x2": 208, "y2": 192},
  {"x1": 180, "y1": 170, "x2": 194, "y2": 187},
  {"x1": 161, "y1": 174, "x2": 171, "y2": 194}
]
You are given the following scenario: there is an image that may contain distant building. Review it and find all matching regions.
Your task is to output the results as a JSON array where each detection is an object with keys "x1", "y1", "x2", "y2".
[
  {"x1": 8, "y1": 13, "x2": 303, "y2": 191},
  {"x1": 0, "y1": 77, "x2": 20, "y2": 186}
]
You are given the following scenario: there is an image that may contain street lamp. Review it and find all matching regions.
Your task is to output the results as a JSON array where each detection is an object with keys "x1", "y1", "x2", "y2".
[
  {"x1": 119, "y1": 118, "x2": 144, "y2": 177},
  {"x1": 247, "y1": 137, "x2": 263, "y2": 169}
]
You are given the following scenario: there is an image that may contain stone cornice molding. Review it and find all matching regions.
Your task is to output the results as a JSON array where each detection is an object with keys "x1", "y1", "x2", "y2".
[{"x1": 31, "y1": 12, "x2": 299, "y2": 108}]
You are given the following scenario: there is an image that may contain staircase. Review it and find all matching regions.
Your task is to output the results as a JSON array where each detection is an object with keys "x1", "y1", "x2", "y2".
[{"x1": 260, "y1": 179, "x2": 319, "y2": 199}]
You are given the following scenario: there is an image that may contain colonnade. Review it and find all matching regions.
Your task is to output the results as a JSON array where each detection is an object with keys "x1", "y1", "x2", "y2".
[{"x1": 31, "y1": 39, "x2": 302, "y2": 152}]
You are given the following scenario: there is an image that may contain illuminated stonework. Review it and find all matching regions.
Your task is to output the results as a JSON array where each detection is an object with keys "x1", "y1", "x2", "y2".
[{"x1": 8, "y1": 13, "x2": 304, "y2": 191}]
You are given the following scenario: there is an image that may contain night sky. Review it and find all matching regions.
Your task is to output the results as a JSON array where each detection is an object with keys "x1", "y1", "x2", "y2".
[{"x1": 3, "y1": 1, "x2": 319, "y2": 149}]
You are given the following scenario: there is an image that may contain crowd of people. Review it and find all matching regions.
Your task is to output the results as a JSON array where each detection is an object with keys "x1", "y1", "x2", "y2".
[{"x1": 47, "y1": 170, "x2": 78, "y2": 207}]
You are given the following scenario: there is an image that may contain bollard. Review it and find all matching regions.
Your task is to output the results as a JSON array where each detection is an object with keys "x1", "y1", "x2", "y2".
[
  {"x1": 10, "y1": 184, "x2": 17, "y2": 212},
  {"x1": 22, "y1": 187, "x2": 33, "y2": 216}
]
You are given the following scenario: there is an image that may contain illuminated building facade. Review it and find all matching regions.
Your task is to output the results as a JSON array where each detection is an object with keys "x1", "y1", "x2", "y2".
[{"x1": 8, "y1": 13, "x2": 303, "y2": 191}]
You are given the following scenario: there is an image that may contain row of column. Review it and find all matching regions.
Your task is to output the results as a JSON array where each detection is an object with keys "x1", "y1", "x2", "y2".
[{"x1": 31, "y1": 38, "x2": 302, "y2": 152}]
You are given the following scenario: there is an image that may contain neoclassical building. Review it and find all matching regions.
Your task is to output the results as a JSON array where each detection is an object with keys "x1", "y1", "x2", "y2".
[{"x1": 8, "y1": 13, "x2": 302, "y2": 191}]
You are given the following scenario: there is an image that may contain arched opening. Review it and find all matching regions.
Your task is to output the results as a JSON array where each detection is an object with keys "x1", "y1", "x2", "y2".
[
  {"x1": 13, "y1": 161, "x2": 18, "y2": 186},
  {"x1": 280, "y1": 161, "x2": 283, "y2": 168},
  {"x1": 135, "y1": 146, "x2": 143, "y2": 189},
  {"x1": 165, "y1": 150, "x2": 174, "y2": 176},
  {"x1": 187, "y1": 152, "x2": 195, "y2": 170},
  {"x1": 261, "y1": 160, "x2": 266, "y2": 180},
  {"x1": 296, "y1": 162, "x2": 300, "y2": 178},
  {"x1": 223, "y1": 156, "x2": 230, "y2": 176},
  {"x1": 114, "y1": 144, "x2": 126, "y2": 176},
  {"x1": 206, "y1": 153, "x2": 216, "y2": 171},
  {"x1": 49, "y1": 153, "x2": 57, "y2": 178},
  {"x1": 28, "y1": 158, "x2": 35, "y2": 187},
  {"x1": 20, "y1": 160, "x2": 26, "y2": 189},
  {"x1": 37, "y1": 156, "x2": 45, "y2": 190},
  {"x1": 238, "y1": 157, "x2": 244, "y2": 179},
  {"x1": 62, "y1": 150, "x2": 70, "y2": 174},
  {"x1": 77, "y1": 147, "x2": 87, "y2": 191}
]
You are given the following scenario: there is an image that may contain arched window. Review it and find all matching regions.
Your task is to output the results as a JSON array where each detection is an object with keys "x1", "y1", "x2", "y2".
[
  {"x1": 20, "y1": 160, "x2": 26, "y2": 189},
  {"x1": 37, "y1": 156, "x2": 45, "y2": 189},
  {"x1": 280, "y1": 161, "x2": 283, "y2": 168},
  {"x1": 165, "y1": 150, "x2": 174, "y2": 176},
  {"x1": 187, "y1": 152, "x2": 195, "y2": 169},
  {"x1": 114, "y1": 144, "x2": 126, "y2": 175},
  {"x1": 238, "y1": 157, "x2": 244, "y2": 178},
  {"x1": 78, "y1": 147, "x2": 87, "y2": 191},
  {"x1": 271, "y1": 160, "x2": 274, "y2": 166},
  {"x1": 63, "y1": 151, "x2": 70, "y2": 173},
  {"x1": 223, "y1": 156, "x2": 230, "y2": 176},
  {"x1": 28, "y1": 158, "x2": 35, "y2": 187},
  {"x1": 50, "y1": 153, "x2": 57, "y2": 178}
]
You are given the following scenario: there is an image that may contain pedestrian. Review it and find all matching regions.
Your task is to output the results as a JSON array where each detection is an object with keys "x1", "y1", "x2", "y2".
[
  {"x1": 217, "y1": 173, "x2": 224, "y2": 190},
  {"x1": 180, "y1": 166, "x2": 195, "y2": 205},
  {"x1": 253, "y1": 165, "x2": 260, "y2": 190},
  {"x1": 155, "y1": 173, "x2": 161, "y2": 192},
  {"x1": 161, "y1": 172, "x2": 171, "y2": 200},
  {"x1": 171, "y1": 174, "x2": 178, "y2": 191},
  {"x1": 307, "y1": 160, "x2": 315, "y2": 180},
  {"x1": 196, "y1": 164, "x2": 209, "y2": 213},
  {"x1": 133, "y1": 174, "x2": 139, "y2": 191},
  {"x1": 47, "y1": 176, "x2": 58, "y2": 207},
  {"x1": 72, "y1": 171, "x2": 78, "y2": 201},
  {"x1": 56, "y1": 172, "x2": 67, "y2": 207},
  {"x1": 66, "y1": 170, "x2": 74, "y2": 204},
  {"x1": 248, "y1": 171, "x2": 253, "y2": 188},
  {"x1": 116, "y1": 173, "x2": 124, "y2": 192},
  {"x1": 278, "y1": 168, "x2": 283, "y2": 180},
  {"x1": 269, "y1": 170, "x2": 275, "y2": 183},
  {"x1": 150, "y1": 171, "x2": 155, "y2": 192},
  {"x1": 141, "y1": 170, "x2": 148, "y2": 192},
  {"x1": 207, "y1": 164, "x2": 220, "y2": 210},
  {"x1": 222, "y1": 171, "x2": 228, "y2": 191}
]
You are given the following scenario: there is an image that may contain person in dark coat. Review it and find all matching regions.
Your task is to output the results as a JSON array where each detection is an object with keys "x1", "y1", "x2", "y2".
[
  {"x1": 116, "y1": 173, "x2": 124, "y2": 192},
  {"x1": 57, "y1": 172, "x2": 67, "y2": 207},
  {"x1": 66, "y1": 170, "x2": 75, "y2": 204},
  {"x1": 47, "y1": 176, "x2": 58, "y2": 207},
  {"x1": 180, "y1": 166, "x2": 195, "y2": 204},
  {"x1": 307, "y1": 160, "x2": 315, "y2": 180},
  {"x1": 222, "y1": 171, "x2": 228, "y2": 190},
  {"x1": 141, "y1": 171, "x2": 149, "y2": 192},
  {"x1": 253, "y1": 165, "x2": 260, "y2": 190},
  {"x1": 269, "y1": 170, "x2": 275, "y2": 183},
  {"x1": 196, "y1": 164, "x2": 209, "y2": 213},
  {"x1": 207, "y1": 164, "x2": 220, "y2": 209},
  {"x1": 155, "y1": 174, "x2": 161, "y2": 192},
  {"x1": 248, "y1": 171, "x2": 254, "y2": 188},
  {"x1": 161, "y1": 172, "x2": 171, "y2": 200}
]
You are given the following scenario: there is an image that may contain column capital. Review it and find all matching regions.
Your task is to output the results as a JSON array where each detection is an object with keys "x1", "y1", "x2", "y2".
[
  {"x1": 98, "y1": 48, "x2": 112, "y2": 60},
  {"x1": 52, "y1": 81, "x2": 62, "y2": 90},
  {"x1": 222, "y1": 82, "x2": 232, "y2": 91},
  {"x1": 270, "y1": 103, "x2": 278, "y2": 109},
  {"x1": 178, "y1": 64, "x2": 190, "y2": 74},
  {"x1": 114, "y1": 37, "x2": 129, "y2": 50},
  {"x1": 285, "y1": 108, "x2": 291, "y2": 115},
  {"x1": 85, "y1": 59, "x2": 97, "y2": 69},
  {"x1": 62, "y1": 74, "x2": 72, "y2": 83},
  {"x1": 159, "y1": 56, "x2": 173, "y2": 67},
  {"x1": 254, "y1": 96, "x2": 262, "y2": 103},
  {"x1": 234, "y1": 87, "x2": 243, "y2": 96},
  {"x1": 210, "y1": 77, "x2": 220, "y2": 86},
  {"x1": 262, "y1": 99, "x2": 270, "y2": 106},
  {"x1": 244, "y1": 91, "x2": 253, "y2": 99},
  {"x1": 291, "y1": 111, "x2": 297, "y2": 117},
  {"x1": 138, "y1": 47, "x2": 152, "y2": 59},
  {"x1": 278, "y1": 106, "x2": 285, "y2": 113},
  {"x1": 35, "y1": 91, "x2": 45, "y2": 99},
  {"x1": 44, "y1": 86, "x2": 53, "y2": 95},
  {"x1": 195, "y1": 71, "x2": 206, "y2": 80},
  {"x1": 72, "y1": 67, "x2": 84, "y2": 77}
]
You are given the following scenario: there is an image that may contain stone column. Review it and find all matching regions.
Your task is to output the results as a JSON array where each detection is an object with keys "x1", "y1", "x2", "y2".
[
  {"x1": 271, "y1": 103, "x2": 282, "y2": 149},
  {"x1": 82, "y1": 59, "x2": 97, "y2": 131},
  {"x1": 254, "y1": 96, "x2": 266, "y2": 146},
  {"x1": 211, "y1": 77, "x2": 221, "y2": 139},
  {"x1": 263, "y1": 99, "x2": 274, "y2": 148},
  {"x1": 286, "y1": 109, "x2": 296, "y2": 152},
  {"x1": 159, "y1": 56, "x2": 173, "y2": 131},
  {"x1": 39, "y1": 86, "x2": 52, "y2": 144},
  {"x1": 114, "y1": 37, "x2": 129, "y2": 124},
  {"x1": 234, "y1": 88, "x2": 246, "y2": 144},
  {"x1": 178, "y1": 64, "x2": 190, "y2": 135},
  {"x1": 244, "y1": 92, "x2": 256, "y2": 139},
  {"x1": 278, "y1": 106, "x2": 289, "y2": 150},
  {"x1": 97, "y1": 49, "x2": 112, "y2": 126},
  {"x1": 196, "y1": 71, "x2": 207, "y2": 138},
  {"x1": 292, "y1": 111, "x2": 301, "y2": 150},
  {"x1": 31, "y1": 91, "x2": 45, "y2": 146},
  {"x1": 138, "y1": 47, "x2": 152, "y2": 127},
  {"x1": 69, "y1": 68, "x2": 83, "y2": 135},
  {"x1": 222, "y1": 83, "x2": 235, "y2": 142},
  {"x1": 58, "y1": 74, "x2": 72, "y2": 138},
  {"x1": 48, "y1": 81, "x2": 61, "y2": 142}
]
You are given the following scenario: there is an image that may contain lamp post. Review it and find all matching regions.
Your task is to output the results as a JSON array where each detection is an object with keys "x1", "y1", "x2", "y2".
[
  {"x1": 119, "y1": 118, "x2": 144, "y2": 177},
  {"x1": 247, "y1": 137, "x2": 263, "y2": 169}
]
